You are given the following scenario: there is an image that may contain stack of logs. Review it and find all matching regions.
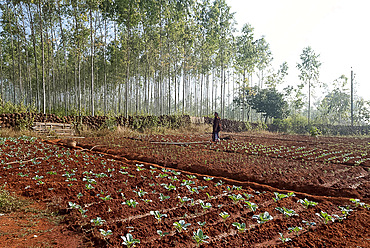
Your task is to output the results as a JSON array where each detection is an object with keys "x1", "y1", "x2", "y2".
[{"x1": 0, "y1": 113, "x2": 191, "y2": 130}]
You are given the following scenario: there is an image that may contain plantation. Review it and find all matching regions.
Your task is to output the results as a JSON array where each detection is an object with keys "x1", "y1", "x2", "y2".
[{"x1": 0, "y1": 132, "x2": 369, "y2": 247}]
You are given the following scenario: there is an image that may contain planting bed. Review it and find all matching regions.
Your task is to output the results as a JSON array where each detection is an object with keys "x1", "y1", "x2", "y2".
[
  {"x1": 80, "y1": 132, "x2": 370, "y2": 200},
  {"x1": 0, "y1": 134, "x2": 369, "y2": 247}
]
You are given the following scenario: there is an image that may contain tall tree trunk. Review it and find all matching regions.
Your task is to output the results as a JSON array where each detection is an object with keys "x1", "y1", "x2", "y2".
[
  {"x1": 90, "y1": 8, "x2": 95, "y2": 116},
  {"x1": 28, "y1": 3, "x2": 39, "y2": 112},
  {"x1": 37, "y1": 0, "x2": 46, "y2": 114}
]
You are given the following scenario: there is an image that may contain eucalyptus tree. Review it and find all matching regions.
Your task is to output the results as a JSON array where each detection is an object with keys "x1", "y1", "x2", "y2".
[
  {"x1": 255, "y1": 36, "x2": 272, "y2": 89},
  {"x1": 317, "y1": 75, "x2": 350, "y2": 125},
  {"x1": 297, "y1": 46, "x2": 322, "y2": 125},
  {"x1": 234, "y1": 23, "x2": 257, "y2": 121}
]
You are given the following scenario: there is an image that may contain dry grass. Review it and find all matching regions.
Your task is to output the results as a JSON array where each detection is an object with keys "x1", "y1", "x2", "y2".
[
  {"x1": 0, "y1": 128, "x2": 44, "y2": 138},
  {"x1": 78, "y1": 124, "x2": 212, "y2": 139}
]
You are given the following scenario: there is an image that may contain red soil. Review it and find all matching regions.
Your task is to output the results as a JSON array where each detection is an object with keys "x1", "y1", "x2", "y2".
[{"x1": 0, "y1": 133, "x2": 369, "y2": 247}]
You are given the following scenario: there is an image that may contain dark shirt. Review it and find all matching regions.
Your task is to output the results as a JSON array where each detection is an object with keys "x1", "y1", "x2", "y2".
[{"x1": 213, "y1": 117, "x2": 221, "y2": 132}]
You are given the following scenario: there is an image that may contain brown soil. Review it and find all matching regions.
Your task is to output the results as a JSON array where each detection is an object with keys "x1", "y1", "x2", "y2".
[{"x1": 0, "y1": 133, "x2": 369, "y2": 247}]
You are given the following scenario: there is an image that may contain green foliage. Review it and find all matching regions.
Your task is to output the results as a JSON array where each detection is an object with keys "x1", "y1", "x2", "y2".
[
  {"x1": 192, "y1": 229, "x2": 209, "y2": 246},
  {"x1": 273, "y1": 114, "x2": 308, "y2": 134},
  {"x1": 309, "y1": 126, "x2": 321, "y2": 137},
  {"x1": 0, "y1": 98, "x2": 35, "y2": 114},
  {"x1": 252, "y1": 211, "x2": 273, "y2": 224},
  {"x1": 0, "y1": 186, "x2": 29, "y2": 213},
  {"x1": 121, "y1": 233, "x2": 140, "y2": 248},
  {"x1": 239, "y1": 87, "x2": 289, "y2": 123}
]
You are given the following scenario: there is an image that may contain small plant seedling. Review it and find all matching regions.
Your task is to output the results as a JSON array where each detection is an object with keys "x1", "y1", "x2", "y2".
[
  {"x1": 252, "y1": 212, "x2": 273, "y2": 224},
  {"x1": 203, "y1": 176, "x2": 214, "y2": 181},
  {"x1": 199, "y1": 200, "x2": 212, "y2": 211},
  {"x1": 192, "y1": 229, "x2": 209, "y2": 246},
  {"x1": 161, "y1": 183, "x2": 177, "y2": 191},
  {"x1": 288, "y1": 226, "x2": 303, "y2": 237},
  {"x1": 150, "y1": 210, "x2": 167, "y2": 222},
  {"x1": 68, "y1": 202, "x2": 81, "y2": 209},
  {"x1": 302, "y1": 220, "x2": 316, "y2": 230},
  {"x1": 244, "y1": 201, "x2": 258, "y2": 212},
  {"x1": 232, "y1": 222, "x2": 247, "y2": 232},
  {"x1": 178, "y1": 196, "x2": 193, "y2": 205},
  {"x1": 159, "y1": 193, "x2": 170, "y2": 201},
  {"x1": 186, "y1": 185, "x2": 199, "y2": 194},
  {"x1": 99, "y1": 195, "x2": 112, "y2": 201},
  {"x1": 338, "y1": 206, "x2": 353, "y2": 217},
  {"x1": 99, "y1": 229, "x2": 113, "y2": 237},
  {"x1": 349, "y1": 198, "x2": 366, "y2": 208},
  {"x1": 297, "y1": 198, "x2": 318, "y2": 208},
  {"x1": 122, "y1": 199, "x2": 138, "y2": 208},
  {"x1": 273, "y1": 192, "x2": 288, "y2": 202},
  {"x1": 275, "y1": 207, "x2": 299, "y2": 217},
  {"x1": 215, "y1": 180, "x2": 225, "y2": 187},
  {"x1": 157, "y1": 230, "x2": 169, "y2": 238},
  {"x1": 243, "y1": 193, "x2": 254, "y2": 200},
  {"x1": 90, "y1": 217, "x2": 106, "y2": 226},
  {"x1": 228, "y1": 194, "x2": 244, "y2": 204},
  {"x1": 315, "y1": 211, "x2": 334, "y2": 224},
  {"x1": 197, "y1": 221, "x2": 206, "y2": 227},
  {"x1": 133, "y1": 189, "x2": 148, "y2": 197},
  {"x1": 121, "y1": 233, "x2": 140, "y2": 248},
  {"x1": 219, "y1": 211, "x2": 230, "y2": 220},
  {"x1": 206, "y1": 193, "x2": 214, "y2": 199},
  {"x1": 279, "y1": 232, "x2": 291, "y2": 243},
  {"x1": 173, "y1": 220, "x2": 191, "y2": 232},
  {"x1": 187, "y1": 175, "x2": 197, "y2": 179}
]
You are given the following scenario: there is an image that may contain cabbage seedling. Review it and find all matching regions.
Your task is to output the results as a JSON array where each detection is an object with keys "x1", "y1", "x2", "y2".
[
  {"x1": 178, "y1": 196, "x2": 192, "y2": 205},
  {"x1": 99, "y1": 195, "x2": 112, "y2": 201},
  {"x1": 288, "y1": 226, "x2": 302, "y2": 236},
  {"x1": 68, "y1": 202, "x2": 81, "y2": 209},
  {"x1": 279, "y1": 232, "x2": 291, "y2": 243},
  {"x1": 99, "y1": 229, "x2": 113, "y2": 237},
  {"x1": 297, "y1": 198, "x2": 318, "y2": 208},
  {"x1": 197, "y1": 221, "x2": 206, "y2": 227},
  {"x1": 302, "y1": 220, "x2": 316, "y2": 230},
  {"x1": 228, "y1": 194, "x2": 244, "y2": 204},
  {"x1": 243, "y1": 193, "x2": 254, "y2": 200},
  {"x1": 121, "y1": 233, "x2": 140, "y2": 248},
  {"x1": 203, "y1": 176, "x2": 214, "y2": 181},
  {"x1": 219, "y1": 211, "x2": 230, "y2": 220},
  {"x1": 133, "y1": 189, "x2": 147, "y2": 197},
  {"x1": 315, "y1": 211, "x2": 334, "y2": 224},
  {"x1": 273, "y1": 192, "x2": 288, "y2": 202},
  {"x1": 159, "y1": 193, "x2": 170, "y2": 201},
  {"x1": 232, "y1": 222, "x2": 247, "y2": 232},
  {"x1": 157, "y1": 230, "x2": 169, "y2": 238},
  {"x1": 252, "y1": 212, "x2": 273, "y2": 224},
  {"x1": 90, "y1": 217, "x2": 106, "y2": 226},
  {"x1": 215, "y1": 180, "x2": 225, "y2": 187},
  {"x1": 192, "y1": 229, "x2": 209, "y2": 246},
  {"x1": 244, "y1": 201, "x2": 258, "y2": 212},
  {"x1": 150, "y1": 210, "x2": 167, "y2": 222},
  {"x1": 338, "y1": 206, "x2": 353, "y2": 217},
  {"x1": 199, "y1": 200, "x2": 212, "y2": 211},
  {"x1": 173, "y1": 220, "x2": 191, "y2": 232},
  {"x1": 123, "y1": 199, "x2": 138, "y2": 208},
  {"x1": 275, "y1": 207, "x2": 298, "y2": 217}
]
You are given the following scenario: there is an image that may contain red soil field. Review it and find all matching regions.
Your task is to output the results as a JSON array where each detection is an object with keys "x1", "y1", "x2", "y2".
[{"x1": 0, "y1": 133, "x2": 369, "y2": 247}]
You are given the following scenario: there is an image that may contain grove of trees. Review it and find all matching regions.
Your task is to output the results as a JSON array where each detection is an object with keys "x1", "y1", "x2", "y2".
[{"x1": 0, "y1": 0, "x2": 369, "y2": 126}]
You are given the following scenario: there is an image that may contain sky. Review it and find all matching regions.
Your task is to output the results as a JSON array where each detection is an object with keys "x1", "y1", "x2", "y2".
[{"x1": 226, "y1": 0, "x2": 370, "y2": 101}]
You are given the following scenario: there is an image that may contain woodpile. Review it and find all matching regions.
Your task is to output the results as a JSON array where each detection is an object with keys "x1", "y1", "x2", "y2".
[
  {"x1": 204, "y1": 117, "x2": 250, "y2": 133},
  {"x1": 0, "y1": 113, "x2": 192, "y2": 131}
]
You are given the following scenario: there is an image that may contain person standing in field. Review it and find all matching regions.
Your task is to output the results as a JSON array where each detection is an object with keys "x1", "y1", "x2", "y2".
[{"x1": 212, "y1": 112, "x2": 221, "y2": 142}]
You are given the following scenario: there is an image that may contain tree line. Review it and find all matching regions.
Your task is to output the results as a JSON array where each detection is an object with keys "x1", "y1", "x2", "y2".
[{"x1": 0, "y1": 0, "x2": 369, "y2": 126}]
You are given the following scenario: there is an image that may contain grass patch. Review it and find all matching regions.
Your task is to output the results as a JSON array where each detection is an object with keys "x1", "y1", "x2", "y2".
[{"x1": 0, "y1": 186, "x2": 31, "y2": 213}]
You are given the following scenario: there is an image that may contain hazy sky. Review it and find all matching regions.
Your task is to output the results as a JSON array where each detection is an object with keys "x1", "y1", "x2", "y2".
[{"x1": 227, "y1": 0, "x2": 369, "y2": 101}]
